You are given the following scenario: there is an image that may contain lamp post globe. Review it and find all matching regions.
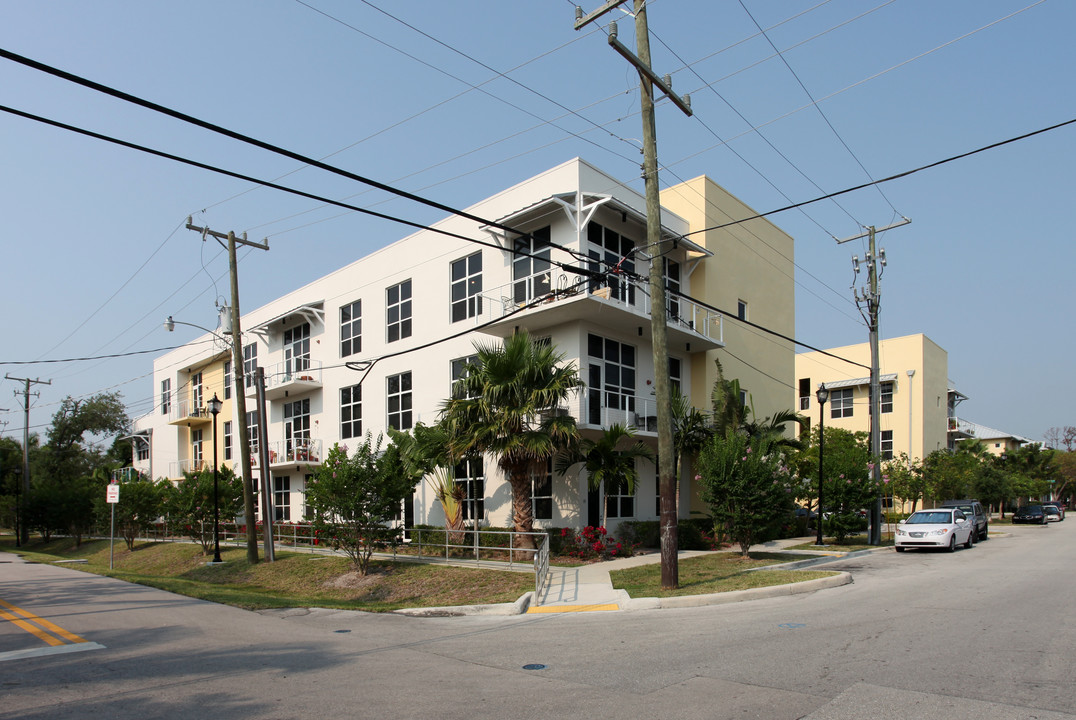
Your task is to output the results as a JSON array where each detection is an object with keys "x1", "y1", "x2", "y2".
[
  {"x1": 815, "y1": 384, "x2": 829, "y2": 547},
  {"x1": 207, "y1": 393, "x2": 224, "y2": 563}
]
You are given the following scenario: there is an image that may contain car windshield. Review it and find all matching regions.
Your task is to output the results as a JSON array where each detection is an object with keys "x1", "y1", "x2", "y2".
[
  {"x1": 950, "y1": 505, "x2": 973, "y2": 513},
  {"x1": 1022, "y1": 505, "x2": 1043, "y2": 513},
  {"x1": 907, "y1": 511, "x2": 952, "y2": 524}
]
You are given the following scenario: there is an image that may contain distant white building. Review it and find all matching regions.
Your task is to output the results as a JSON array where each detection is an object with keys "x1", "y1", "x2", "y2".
[{"x1": 133, "y1": 158, "x2": 795, "y2": 532}]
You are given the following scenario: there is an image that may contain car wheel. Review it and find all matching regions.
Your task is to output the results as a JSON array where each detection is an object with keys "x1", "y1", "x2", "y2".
[
  {"x1": 895, "y1": 546, "x2": 905, "y2": 553},
  {"x1": 964, "y1": 531, "x2": 973, "y2": 549},
  {"x1": 980, "y1": 526, "x2": 987, "y2": 540},
  {"x1": 947, "y1": 535, "x2": 956, "y2": 552}
]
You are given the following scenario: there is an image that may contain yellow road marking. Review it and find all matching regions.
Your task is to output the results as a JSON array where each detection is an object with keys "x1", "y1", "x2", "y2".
[
  {"x1": 527, "y1": 603, "x2": 619, "y2": 613},
  {"x1": 0, "y1": 597, "x2": 88, "y2": 646}
]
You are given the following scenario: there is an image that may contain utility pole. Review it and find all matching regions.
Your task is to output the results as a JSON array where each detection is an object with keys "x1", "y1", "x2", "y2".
[
  {"x1": 576, "y1": 1, "x2": 691, "y2": 588},
  {"x1": 186, "y1": 218, "x2": 269, "y2": 564},
  {"x1": 837, "y1": 218, "x2": 909, "y2": 545},
  {"x1": 6, "y1": 374, "x2": 51, "y2": 545}
]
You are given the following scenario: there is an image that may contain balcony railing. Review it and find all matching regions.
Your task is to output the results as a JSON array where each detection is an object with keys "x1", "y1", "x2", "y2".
[
  {"x1": 250, "y1": 438, "x2": 324, "y2": 467},
  {"x1": 167, "y1": 398, "x2": 213, "y2": 425},
  {"x1": 110, "y1": 467, "x2": 143, "y2": 484},
  {"x1": 247, "y1": 360, "x2": 323, "y2": 400},
  {"x1": 167, "y1": 458, "x2": 209, "y2": 477}
]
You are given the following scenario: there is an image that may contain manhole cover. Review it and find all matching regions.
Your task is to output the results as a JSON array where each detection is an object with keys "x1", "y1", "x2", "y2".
[
  {"x1": 522, "y1": 664, "x2": 547, "y2": 671},
  {"x1": 334, "y1": 629, "x2": 351, "y2": 634}
]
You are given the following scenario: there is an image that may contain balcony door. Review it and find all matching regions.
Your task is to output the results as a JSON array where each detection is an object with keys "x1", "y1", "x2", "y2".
[
  {"x1": 284, "y1": 398, "x2": 311, "y2": 462},
  {"x1": 587, "y1": 334, "x2": 636, "y2": 426},
  {"x1": 284, "y1": 323, "x2": 311, "y2": 378}
]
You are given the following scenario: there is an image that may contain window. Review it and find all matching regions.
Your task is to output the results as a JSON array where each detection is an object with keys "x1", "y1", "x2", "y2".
[
  {"x1": 284, "y1": 398, "x2": 310, "y2": 460},
  {"x1": 664, "y1": 258, "x2": 681, "y2": 319},
  {"x1": 246, "y1": 411, "x2": 260, "y2": 455},
  {"x1": 532, "y1": 460, "x2": 553, "y2": 521},
  {"x1": 243, "y1": 342, "x2": 257, "y2": 389},
  {"x1": 161, "y1": 379, "x2": 171, "y2": 415},
  {"x1": 450, "y1": 355, "x2": 479, "y2": 400},
  {"x1": 737, "y1": 300, "x2": 748, "y2": 321},
  {"x1": 284, "y1": 323, "x2": 311, "y2": 377},
  {"x1": 881, "y1": 430, "x2": 894, "y2": 460},
  {"x1": 387, "y1": 371, "x2": 413, "y2": 430},
  {"x1": 587, "y1": 222, "x2": 635, "y2": 304},
  {"x1": 136, "y1": 440, "x2": 150, "y2": 462},
  {"x1": 192, "y1": 428, "x2": 203, "y2": 471},
  {"x1": 274, "y1": 476, "x2": 291, "y2": 521},
  {"x1": 223, "y1": 362, "x2": 232, "y2": 400},
  {"x1": 669, "y1": 357, "x2": 682, "y2": 394},
  {"x1": 605, "y1": 477, "x2": 634, "y2": 519},
  {"x1": 191, "y1": 372, "x2": 203, "y2": 412},
  {"x1": 831, "y1": 388, "x2": 854, "y2": 418},
  {"x1": 340, "y1": 300, "x2": 362, "y2": 357},
  {"x1": 387, "y1": 280, "x2": 412, "y2": 342},
  {"x1": 341, "y1": 384, "x2": 362, "y2": 439},
  {"x1": 450, "y1": 252, "x2": 483, "y2": 322},
  {"x1": 799, "y1": 378, "x2": 811, "y2": 411},
  {"x1": 223, "y1": 421, "x2": 232, "y2": 461},
  {"x1": 513, "y1": 226, "x2": 552, "y2": 304},
  {"x1": 302, "y1": 474, "x2": 315, "y2": 521},
  {"x1": 881, "y1": 381, "x2": 893, "y2": 414},
  {"x1": 455, "y1": 457, "x2": 485, "y2": 523},
  {"x1": 587, "y1": 334, "x2": 636, "y2": 425}
]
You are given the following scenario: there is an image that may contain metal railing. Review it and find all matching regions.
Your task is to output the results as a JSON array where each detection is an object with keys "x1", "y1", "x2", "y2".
[
  {"x1": 167, "y1": 458, "x2": 208, "y2": 477},
  {"x1": 167, "y1": 397, "x2": 212, "y2": 424},
  {"x1": 258, "y1": 359, "x2": 323, "y2": 392},
  {"x1": 258, "y1": 438, "x2": 324, "y2": 466}
]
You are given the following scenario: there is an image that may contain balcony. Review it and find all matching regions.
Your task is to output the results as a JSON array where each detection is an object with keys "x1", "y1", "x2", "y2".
[
  {"x1": 472, "y1": 276, "x2": 723, "y2": 353},
  {"x1": 247, "y1": 360, "x2": 323, "y2": 401},
  {"x1": 167, "y1": 458, "x2": 209, "y2": 477},
  {"x1": 110, "y1": 467, "x2": 143, "y2": 484},
  {"x1": 250, "y1": 438, "x2": 324, "y2": 470},
  {"x1": 167, "y1": 398, "x2": 213, "y2": 426},
  {"x1": 537, "y1": 393, "x2": 670, "y2": 436}
]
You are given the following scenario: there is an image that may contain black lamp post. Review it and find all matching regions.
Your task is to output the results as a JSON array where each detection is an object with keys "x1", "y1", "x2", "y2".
[
  {"x1": 207, "y1": 393, "x2": 224, "y2": 563},
  {"x1": 815, "y1": 384, "x2": 829, "y2": 546}
]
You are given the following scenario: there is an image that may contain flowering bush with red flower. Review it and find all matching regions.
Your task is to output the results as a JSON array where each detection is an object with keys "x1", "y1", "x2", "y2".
[{"x1": 558, "y1": 525, "x2": 635, "y2": 561}]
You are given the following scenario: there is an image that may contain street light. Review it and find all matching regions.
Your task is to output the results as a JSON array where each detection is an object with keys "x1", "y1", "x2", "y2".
[
  {"x1": 815, "y1": 384, "x2": 829, "y2": 547},
  {"x1": 207, "y1": 393, "x2": 224, "y2": 564}
]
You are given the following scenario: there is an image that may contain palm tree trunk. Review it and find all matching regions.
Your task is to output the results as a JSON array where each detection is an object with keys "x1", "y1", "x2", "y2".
[{"x1": 509, "y1": 474, "x2": 537, "y2": 551}]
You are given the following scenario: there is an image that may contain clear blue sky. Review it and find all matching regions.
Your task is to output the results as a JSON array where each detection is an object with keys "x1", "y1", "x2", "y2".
[{"x1": 1, "y1": 0, "x2": 1072, "y2": 446}]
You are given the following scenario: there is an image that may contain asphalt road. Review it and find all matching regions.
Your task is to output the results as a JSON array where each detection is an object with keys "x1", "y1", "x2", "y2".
[{"x1": 1, "y1": 522, "x2": 1073, "y2": 719}]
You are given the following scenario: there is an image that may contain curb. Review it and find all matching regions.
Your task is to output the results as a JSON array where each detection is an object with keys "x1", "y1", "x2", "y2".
[
  {"x1": 394, "y1": 591, "x2": 534, "y2": 617},
  {"x1": 622, "y1": 571, "x2": 853, "y2": 611}
]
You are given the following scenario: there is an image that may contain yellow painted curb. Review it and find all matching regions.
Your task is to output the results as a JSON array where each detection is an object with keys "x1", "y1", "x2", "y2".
[{"x1": 527, "y1": 603, "x2": 619, "y2": 613}]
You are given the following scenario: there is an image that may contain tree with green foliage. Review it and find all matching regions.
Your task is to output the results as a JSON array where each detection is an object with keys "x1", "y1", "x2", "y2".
[
  {"x1": 305, "y1": 435, "x2": 412, "y2": 575},
  {"x1": 923, "y1": 449, "x2": 980, "y2": 502},
  {"x1": 697, "y1": 432, "x2": 796, "y2": 557},
  {"x1": 95, "y1": 474, "x2": 166, "y2": 551},
  {"x1": 163, "y1": 466, "x2": 244, "y2": 554},
  {"x1": 36, "y1": 393, "x2": 128, "y2": 485},
  {"x1": 671, "y1": 387, "x2": 712, "y2": 513},
  {"x1": 883, "y1": 453, "x2": 926, "y2": 513},
  {"x1": 556, "y1": 423, "x2": 654, "y2": 528},
  {"x1": 973, "y1": 457, "x2": 1011, "y2": 517},
  {"x1": 389, "y1": 421, "x2": 465, "y2": 540},
  {"x1": 442, "y1": 331, "x2": 582, "y2": 549},
  {"x1": 794, "y1": 427, "x2": 877, "y2": 542}
]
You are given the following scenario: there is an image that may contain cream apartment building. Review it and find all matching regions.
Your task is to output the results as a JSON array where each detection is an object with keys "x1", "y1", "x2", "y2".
[{"x1": 133, "y1": 158, "x2": 795, "y2": 533}]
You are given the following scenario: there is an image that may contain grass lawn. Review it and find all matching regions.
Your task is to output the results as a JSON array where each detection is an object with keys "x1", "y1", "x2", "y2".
[
  {"x1": 785, "y1": 534, "x2": 894, "y2": 552},
  {"x1": 0, "y1": 537, "x2": 535, "y2": 613},
  {"x1": 610, "y1": 552, "x2": 839, "y2": 598}
]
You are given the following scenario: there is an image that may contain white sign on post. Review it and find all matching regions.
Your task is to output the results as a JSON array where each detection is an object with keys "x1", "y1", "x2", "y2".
[{"x1": 106, "y1": 483, "x2": 120, "y2": 504}]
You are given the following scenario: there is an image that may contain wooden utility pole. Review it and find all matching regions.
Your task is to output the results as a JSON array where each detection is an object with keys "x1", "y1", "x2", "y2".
[
  {"x1": 186, "y1": 218, "x2": 269, "y2": 563},
  {"x1": 838, "y1": 218, "x2": 909, "y2": 545},
  {"x1": 6, "y1": 374, "x2": 50, "y2": 545},
  {"x1": 577, "y1": 1, "x2": 691, "y2": 588}
]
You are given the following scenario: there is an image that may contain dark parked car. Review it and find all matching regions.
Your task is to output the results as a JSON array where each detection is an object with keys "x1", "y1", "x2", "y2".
[
  {"x1": 941, "y1": 499, "x2": 989, "y2": 541},
  {"x1": 1012, "y1": 505, "x2": 1047, "y2": 525}
]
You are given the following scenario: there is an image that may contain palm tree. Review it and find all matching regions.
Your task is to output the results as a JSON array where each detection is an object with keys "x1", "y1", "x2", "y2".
[
  {"x1": 556, "y1": 423, "x2": 655, "y2": 528},
  {"x1": 442, "y1": 331, "x2": 583, "y2": 549},
  {"x1": 388, "y1": 421, "x2": 466, "y2": 540},
  {"x1": 672, "y1": 388, "x2": 711, "y2": 513}
]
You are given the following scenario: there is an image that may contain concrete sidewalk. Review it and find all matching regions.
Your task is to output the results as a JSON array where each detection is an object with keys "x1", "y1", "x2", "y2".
[{"x1": 527, "y1": 537, "x2": 865, "y2": 614}]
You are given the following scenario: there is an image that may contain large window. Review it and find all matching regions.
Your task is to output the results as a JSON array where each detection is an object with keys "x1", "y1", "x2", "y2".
[
  {"x1": 246, "y1": 411, "x2": 259, "y2": 455},
  {"x1": 588, "y1": 222, "x2": 635, "y2": 304},
  {"x1": 513, "y1": 226, "x2": 551, "y2": 304},
  {"x1": 387, "y1": 280, "x2": 412, "y2": 342},
  {"x1": 881, "y1": 430, "x2": 894, "y2": 460},
  {"x1": 450, "y1": 355, "x2": 479, "y2": 400},
  {"x1": 191, "y1": 372, "x2": 203, "y2": 412},
  {"x1": 274, "y1": 476, "x2": 291, "y2": 521},
  {"x1": 341, "y1": 383, "x2": 362, "y2": 439},
  {"x1": 669, "y1": 357, "x2": 682, "y2": 394},
  {"x1": 387, "y1": 372, "x2": 413, "y2": 430},
  {"x1": 136, "y1": 439, "x2": 150, "y2": 462},
  {"x1": 605, "y1": 477, "x2": 634, "y2": 519},
  {"x1": 881, "y1": 381, "x2": 894, "y2": 414},
  {"x1": 831, "y1": 388, "x2": 854, "y2": 418},
  {"x1": 340, "y1": 300, "x2": 361, "y2": 357},
  {"x1": 587, "y1": 334, "x2": 636, "y2": 425},
  {"x1": 284, "y1": 323, "x2": 311, "y2": 377},
  {"x1": 284, "y1": 398, "x2": 311, "y2": 460},
  {"x1": 223, "y1": 361, "x2": 232, "y2": 400},
  {"x1": 192, "y1": 428, "x2": 204, "y2": 471},
  {"x1": 243, "y1": 342, "x2": 257, "y2": 389},
  {"x1": 665, "y1": 258, "x2": 681, "y2": 320},
  {"x1": 450, "y1": 252, "x2": 482, "y2": 323},
  {"x1": 454, "y1": 457, "x2": 485, "y2": 523},
  {"x1": 799, "y1": 378, "x2": 811, "y2": 411},
  {"x1": 161, "y1": 379, "x2": 171, "y2": 415},
  {"x1": 532, "y1": 460, "x2": 553, "y2": 521}
]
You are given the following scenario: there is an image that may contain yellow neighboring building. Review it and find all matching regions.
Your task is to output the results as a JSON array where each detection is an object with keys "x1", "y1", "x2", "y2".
[
  {"x1": 161, "y1": 350, "x2": 236, "y2": 480},
  {"x1": 953, "y1": 419, "x2": 1031, "y2": 456},
  {"x1": 795, "y1": 334, "x2": 955, "y2": 464},
  {"x1": 661, "y1": 175, "x2": 796, "y2": 517}
]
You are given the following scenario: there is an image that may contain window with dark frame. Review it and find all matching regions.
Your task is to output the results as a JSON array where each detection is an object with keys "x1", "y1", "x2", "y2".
[
  {"x1": 274, "y1": 476, "x2": 291, "y2": 521},
  {"x1": 224, "y1": 362, "x2": 232, "y2": 399},
  {"x1": 223, "y1": 421, "x2": 232, "y2": 461},
  {"x1": 243, "y1": 342, "x2": 257, "y2": 388},
  {"x1": 831, "y1": 388, "x2": 854, "y2": 418},
  {"x1": 799, "y1": 378, "x2": 811, "y2": 411},
  {"x1": 881, "y1": 430, "x2": 894, "y2": 460},
  {"x1": 513, "y1": 226, "x2": 552, "y2": 304},
  {"x1": 455, "y1": 457, "x2": 485, "y2": 523},
  {"x1": 191, "y1": 428, "x2": 203, "y2": 470},
  {"x1": 587, "y1": 222, "x2": 635, "y2": 304},
  {"x1": 340, "y1": 300, "x2": 361, "y2": 357},
  {"x1": 532, "y1": 459, "x2": 553, "y2": 521},
  {"x1": 881, "y1": 381, "x2": 894, "y2": 413},
  {"x1": 605, "y1": 477, "x2": 634, "y2": 519},
  {"x1": 191, "y1": 372, "x2": 203, "y2": 412},
  {"x1": 387, "y1": 371, "x2": 413, "y2": 430},
  {"x1": 161, "y1": 379, "x2": 171, "y2": 415},
  {"x1": 450, "y1": 252, "x2": 483, "y2": 323},
  {"x1": 341, "y1": 383, "x2": 362, "y2": 439},
  {"x1": 387, "y1": 280, "x2": 412, "y2": 342},
  {"x1": 450, "y1": 355, "x2": 479, "y2": 400},
  {"x1": 284, "y1": 323, "x2": 311, "y2": 376}
]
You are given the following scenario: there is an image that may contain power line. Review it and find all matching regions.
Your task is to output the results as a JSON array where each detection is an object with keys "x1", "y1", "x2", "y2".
[{"x1": 0, "y1": 343, "x2": 196, "y2": 366}]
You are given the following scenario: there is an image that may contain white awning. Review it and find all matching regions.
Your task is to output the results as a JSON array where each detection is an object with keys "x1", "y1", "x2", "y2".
[{"x1": 821, "y1": 373, "x2": 897, "y2": 390}]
